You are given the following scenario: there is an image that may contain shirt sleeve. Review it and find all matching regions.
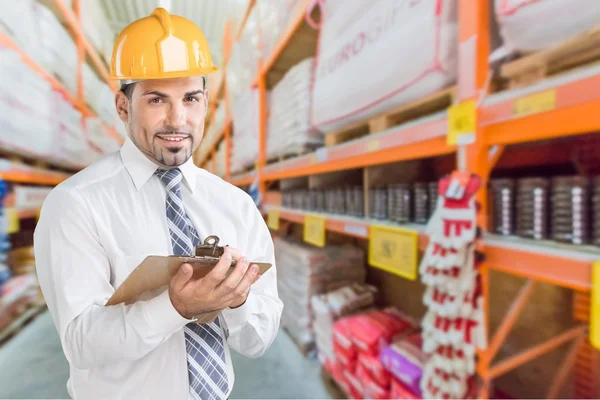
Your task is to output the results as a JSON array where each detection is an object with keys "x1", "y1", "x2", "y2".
[
  {"x1": 220, "y1": 195, "x2": 283, "y2": 358},
  {"x1": 34, "y1": 188, "x2": 191, "y2": 370}
]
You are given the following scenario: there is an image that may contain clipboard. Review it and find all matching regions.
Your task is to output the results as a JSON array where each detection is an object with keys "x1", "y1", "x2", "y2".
[{"x1": 105, "y1": 235, "x2": 272, "y2": 323}]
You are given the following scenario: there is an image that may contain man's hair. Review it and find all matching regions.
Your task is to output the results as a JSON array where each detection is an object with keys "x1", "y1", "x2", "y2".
[{"x1": 120, "y1": 77, "x2": 207, "y2": 100}]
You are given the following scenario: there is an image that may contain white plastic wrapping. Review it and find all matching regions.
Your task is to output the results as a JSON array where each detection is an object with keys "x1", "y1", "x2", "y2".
[
  {"x1": 495, "y1": 0, "x2": 600, "y2": 52},
  {"x1": 231, "y1": 88, "x2": 260, "y2": 174},
  {"x1": 257, "y1": 0, "x2": 303, "y2": 61},
  {"x1": 267, "y1": 58, "x2": 323, "y2": 159},
  {"x1": 274, "y1": 236, "x2": 366, "y2": 350},
  {"x1": 214, "y1": 140, "x2": 226, "y2": 178},
  {"x1": 311, "y1": 0, "x2": 458, "y2": 133}
]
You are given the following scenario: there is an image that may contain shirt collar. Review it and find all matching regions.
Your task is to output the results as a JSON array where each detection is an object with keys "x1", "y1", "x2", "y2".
[{"x1": 120, "y1": 137, "x2": 197, "y2": 194}]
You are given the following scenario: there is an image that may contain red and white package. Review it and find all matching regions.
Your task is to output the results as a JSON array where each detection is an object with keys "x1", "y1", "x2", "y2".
[
  {"x1": 351, "y1": 309, "x2": 416, "y2": 355},
  {"x1": 333, "y1": 341, "x2": 357, "y2": 372},
  {"x1": 362, "y1": 372, "x2": 391, "y2": 400},
  {"x1": 311, "y1": 0, "x2": 457, "y2": 133},
  {"x1": 391, "y1": 377, "x2": 422, "y2": 400},
  {"x1": 357, "y1": 352, "x2": 391, "y2": 388},
  {"x1": 495, "y1": 0, "x2": 600, "y2": 53},
  {"x1": 343, "y1": 369, "x2": 364, "y2": 400}
]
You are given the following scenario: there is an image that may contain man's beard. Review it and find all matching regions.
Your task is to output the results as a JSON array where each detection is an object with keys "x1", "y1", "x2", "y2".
[{"x1": 128, "y1": 117, "x2": 193, "y2": 168}]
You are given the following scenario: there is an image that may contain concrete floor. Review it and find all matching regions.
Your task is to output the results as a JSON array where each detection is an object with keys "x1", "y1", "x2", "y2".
[{"x1": 0, "y1": 310, "x2": 331, "y2": 399}]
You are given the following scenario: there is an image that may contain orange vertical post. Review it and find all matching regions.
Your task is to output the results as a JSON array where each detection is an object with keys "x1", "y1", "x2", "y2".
[
  {"x1": 257, "y1": 69, "x2": 267, "y2": 198},
  {"x1": 458, "y1": 0, "x2": 491, "y2": 397}
]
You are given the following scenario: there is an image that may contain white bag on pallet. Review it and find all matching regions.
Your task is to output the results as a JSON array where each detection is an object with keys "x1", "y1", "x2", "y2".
[
  {"x1": 311, "y1": 0, "x2": 458, "y2": 133},
  {"x1": 231, "y1": 88, "x2": 260, "y2": 174},
  {"x1": 495, "y1": 0, "x2": 600, "y2": 53}
]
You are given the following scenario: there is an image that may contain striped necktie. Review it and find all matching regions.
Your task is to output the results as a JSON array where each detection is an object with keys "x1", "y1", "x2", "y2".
[{"x1": 156, "y1": 168, "x2": 229, "y2": 400}]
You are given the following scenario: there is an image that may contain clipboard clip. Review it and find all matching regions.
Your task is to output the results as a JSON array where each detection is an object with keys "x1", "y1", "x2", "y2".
[{"x1": 194, "y1": 235, "x2": 225, "y2": 259}]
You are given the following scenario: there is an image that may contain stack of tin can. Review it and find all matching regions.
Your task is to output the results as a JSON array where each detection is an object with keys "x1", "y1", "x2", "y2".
[
  {"x1": 387, "y1": 183, "x2": 412, "y2": 223},
  {"x1": 516, "y1": 177, "x2": 549, "y2": 240},
  {"x1": 413, "y1": 182, "x2": 429, "y2": 224},
  {"x1": 593, "y1": 177, "x2": 600, "y2": 247},
  {"x1": 428, "y1": 181, "x2": 439, "y2": 220},
  {"x1": 370, "y1": 186, "x2": 388, "y2": 220},
  {"x1": 490, "y1": 179, "x2": 515, "y2": 236},
  {"x1": 551, "y1": 176, "x2": 590, "y2": 245},
  {"x1": 345, "y1": 186, "x2": 364, "y2": 217}
]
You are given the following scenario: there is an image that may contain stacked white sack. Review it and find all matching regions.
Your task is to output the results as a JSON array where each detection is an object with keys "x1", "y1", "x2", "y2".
[
  {"x1": 257, "y1": 0, "x2": 305, "y2": 61},
  {"x1": 215, "y1": 141, "x2": 226, "y2": 179},
  {"x1": 495, "y1": 0, "x2": 600, "y2": 53},
  {"x1": 267, "y1": 58, "x2": 323, "y2": 159},
  {"x1": 227, "y1": 7, "x2": 260, "y2": 107},
  {"x1": 311, "y1": 0, "x2": 458, "y2": 133},
  {"x1": 275, "y1": 236, "x2": 367, "y2": 350},
  {"x1": 231, "y1": 88, "x2": 260, "y2": 174}
]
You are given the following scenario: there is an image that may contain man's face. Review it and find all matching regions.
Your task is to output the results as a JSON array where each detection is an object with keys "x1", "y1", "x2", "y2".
[{"x1": 115, "y1": 76, "x2": 208, "y2": 168}]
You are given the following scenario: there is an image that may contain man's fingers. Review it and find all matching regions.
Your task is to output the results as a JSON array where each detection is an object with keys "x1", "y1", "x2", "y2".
[
  {"x1": 171, "y1": 263, "x2": 193, "y2": 292},
  {"x1": 231, "y1": 263, "x2": 259, "y2": 301},
  {"x1": 224, "y1": 247, "x2": 243, "y2": 261},
  {"x1": 217, "y1": 257, "x2": 249, "y2": 294},
  {"x1": 204, "y1": 248, "x2": 235, "y2": 286}
]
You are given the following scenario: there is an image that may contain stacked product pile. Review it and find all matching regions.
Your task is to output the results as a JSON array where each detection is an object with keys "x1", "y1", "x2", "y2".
[
  {"x1": 311, "y1": 0, "x2": 458, "y2": 133},
  {"x1": 311, "y1": 283, "x2": 378, "y2": 365},
  {"x1": 257, "y1": 0, "x2": 304, "y2": 62},
  {"x1": 231, "y1": 88, "x2": 260, "y2": 174},
  {"x1": 328, "y1": 307, "x2": 419, "y2": 399},
  {"x1": 267, "y1": 58, "x2": 323, "y2": 159},
  {"x1": 274, "y1": 236, "x2": 366, "y2": 351}
]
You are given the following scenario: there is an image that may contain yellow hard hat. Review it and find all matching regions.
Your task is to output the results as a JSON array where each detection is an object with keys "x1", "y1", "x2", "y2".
[{"x1": 109, "y1": 8, "x2": 218, "y2": 81}]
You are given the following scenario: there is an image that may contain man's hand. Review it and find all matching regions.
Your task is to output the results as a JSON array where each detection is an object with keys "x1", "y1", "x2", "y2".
[{"x1": 168, "y1": 247, "x2": 260, "y2": 319}]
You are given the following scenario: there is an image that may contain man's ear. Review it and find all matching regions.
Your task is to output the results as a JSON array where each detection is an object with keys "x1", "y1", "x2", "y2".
[{"x1": 115, "y1": 91, "x2": 129, "y2": 123}]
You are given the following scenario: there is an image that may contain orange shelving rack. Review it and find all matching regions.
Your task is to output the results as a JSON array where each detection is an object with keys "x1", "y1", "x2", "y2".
[{"x1": 198, "y1": 1, "x2": 600, "y2": 397}]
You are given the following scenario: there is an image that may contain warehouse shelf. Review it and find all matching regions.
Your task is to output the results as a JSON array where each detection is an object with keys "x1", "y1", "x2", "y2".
[
  {"x1": 482, "y1": 64, "x2": 600, "y2": 146},
  {"x1": 0, "y1": 160, "x2": 70, "y2": 185},
  {"x1": 0, "y1": 31, "x2": 121, "y2": 144},
  {"x1": 16, "y1": 208, "x2": 41, "y2": 220},
  {"x1": 264, "y1": 205, "x2": 430, "y2": 250},
  {"x1": 52, "y1": 0, "x2": 117, "y2": 92},
  {"x1": 236, "y1": 0, "x2": 256, "y2": 41},
  {"x1": 262, "y1": 113, "x2": 453, "y2": 181},
  {"x1": 197, "y1": 119, "x2": 231, "y2": 167},
  {"x1": 230, "y1": 169, "x2": 257, "y2": 187},
  {"x1": 486, "y1": 235, "x2": 597, "y2": 292}
]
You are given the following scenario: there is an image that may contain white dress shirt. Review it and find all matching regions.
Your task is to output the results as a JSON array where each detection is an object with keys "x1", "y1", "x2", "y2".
[{"x1": 34, "y1": 138, "x2": 283, "y2": 400}]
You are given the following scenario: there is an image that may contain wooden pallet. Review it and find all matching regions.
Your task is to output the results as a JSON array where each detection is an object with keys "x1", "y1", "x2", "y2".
[
  {"x1": 0, "y1": 303, "x2": 46, "y2": 345},
  {"x1": 324, "y1": 86, "x2": 456, "y2": 147},
  {"x1": 320, "y1": 367, "x2": 348, "y2": 399},
  {"x1": 282, "y1": 327, "x2": 316, "y2": 358},
  {"x1": 501, "y1": 25, "x2": 600, "y2": 89}
]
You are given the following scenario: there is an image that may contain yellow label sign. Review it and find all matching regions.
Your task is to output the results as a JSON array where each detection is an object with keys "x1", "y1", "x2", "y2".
[
  {"x1": 368, "y1": 225, "x2": 418, "y2": 280},
  {"x1": 591, "y1": 261, "x2": 600, "y2": 349},
  {"x1": 514, "y1": 89, "x2": 556, "y2": 117},
  {"x1": 447, "y1": 100, "x2": 477, "y2": 146},
  {"x1": 6, "y1": 208, "x2": 19, "y2": 234},
  {"x1": 267, "y1": 208, "x2": 279, "y2": 231},
  {"x1": 304, "y1": 214, "x2": 326, "y2": 247},
  {"x1": 367, "y1": 139, "x2": 380, "y2": 152}
]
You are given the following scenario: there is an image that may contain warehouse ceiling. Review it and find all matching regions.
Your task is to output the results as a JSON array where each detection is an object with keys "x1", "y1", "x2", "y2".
[{"x1": 98, "y1": 0, "x2": 248, "y2": 67}]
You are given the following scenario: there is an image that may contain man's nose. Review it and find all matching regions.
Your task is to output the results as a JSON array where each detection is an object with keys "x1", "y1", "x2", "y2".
[{"x1": 166, "y1": 102, "x2": 186, "y2": 129}]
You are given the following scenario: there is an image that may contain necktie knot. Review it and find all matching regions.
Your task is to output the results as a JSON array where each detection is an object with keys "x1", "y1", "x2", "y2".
[{"x1": 156, "y1": 168, "x2": 182, "y2": 192}]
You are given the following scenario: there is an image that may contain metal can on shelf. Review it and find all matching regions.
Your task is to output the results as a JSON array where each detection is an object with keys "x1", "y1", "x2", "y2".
[
  {"x1": 516, "y1": 177, "x2": 549, "y2": 240},
  {"x1": 490, "y1": 178, "x2": 515, "y2": 236},
  {"x1": 370, "y1": 187, "x2": 388, "y2": 220},
  {"x1": 428, "y1": 181, "x2": 439, "y2": 219},
  {"x1": 551, "y1": 176, "x2": 590, "y2": 245},
  {"x1": 387, "y1": 183, "x2": 412, "y2": 224},
  {"x1": 413, "y1": 182, "x2": 429, "y2": 224},
  {"x1": 308, "y1": 189, "x2": 318, "y2": 211},
  {"x1": 317, "y1": 189, "x2": 326, "y2": 212}
]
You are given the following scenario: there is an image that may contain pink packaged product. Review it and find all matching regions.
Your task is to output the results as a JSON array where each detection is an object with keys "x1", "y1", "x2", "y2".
[
  {"x1": 380, "y1": 333, "x2": 426, "y2": 397},
  {"x1": 357, "y1": 352, "x2": 391, "y2": 388},
  {"x1": 343, "y1": 369, "x2": 364, "y2": 400},
  {"x1": 350, "y1": 308, "x2": 417, "y2": 356}
]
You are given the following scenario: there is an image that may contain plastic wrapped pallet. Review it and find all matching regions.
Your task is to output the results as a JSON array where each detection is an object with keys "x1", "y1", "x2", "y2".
[
  {"x1": 274, "y1": 236, "x2": 366, "y2": 350},
  {"x1": 311, "y1": 0, "x2": 458, "y2": 133},
  {"x1": 231, "y1": 88, "x2": 260, "y2": 174},
  {"x1": 11, "y1": 186, "x2": 52, "y2": 210},
  {"x1": 312, "y1": 283, "x2": 377, "y2": 363},
  {"x1": 227, "y1": 7, "x2": 260, "y2": 106},
  {"x1": 267, "y1": 58, "x2": 323, "y2": 159},
  {"x1": 214, "y1": 140, "x2": 226, "y2": 178},
  {"x1": 495, "y1": 0, "x2": 600, "y2": 53},
  {"x1": 257, "y1": 0, "x2": 304, "y2": 61}
]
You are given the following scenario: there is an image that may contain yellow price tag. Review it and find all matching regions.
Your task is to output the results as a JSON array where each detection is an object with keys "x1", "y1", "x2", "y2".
[
  {"x1": 447, "y1": 100, "x2": 476, "y2": 146},
  {"x1": 267, "y1": 208, "x2": 280, "y2": 231},
  {"x1": 6, "y1": 208, "x2": 19, "y2": 234},
  {"x1": 591, "y1": 261, "x2": 600, "y2": 349},
  {"x1": 368, "y1": 225, "x2": 418, "y2": 280},
  {"x1": 304, "y1": 214, "x2": 326, "y2": 247},
  {"x1": 514, "y1": 89, "x2": 556, "y2": 117}
]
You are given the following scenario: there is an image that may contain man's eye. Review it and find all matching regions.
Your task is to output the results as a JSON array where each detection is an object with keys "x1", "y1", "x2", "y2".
[
  {"x1": 184, "y1": 97, "x2": 199, "y2": 102},
  {"x1": 149, "y1": 98, "x2": 163, "y2": 104}
]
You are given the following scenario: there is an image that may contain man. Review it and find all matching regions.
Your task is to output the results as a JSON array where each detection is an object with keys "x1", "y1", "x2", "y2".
[{"x1": 34, "y1": 8, "x2": 282, "y2": 400}]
